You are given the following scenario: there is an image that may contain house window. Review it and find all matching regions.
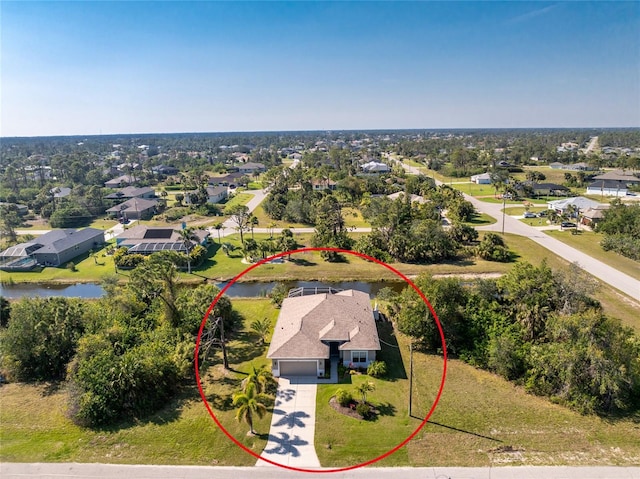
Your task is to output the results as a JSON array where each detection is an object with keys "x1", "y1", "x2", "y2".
[{"x1": 352, "y1": 351, "x2": 367, "y2": 363}]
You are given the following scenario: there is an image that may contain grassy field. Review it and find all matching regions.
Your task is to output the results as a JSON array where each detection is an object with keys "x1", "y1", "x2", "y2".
[
  {"x1": 316, "y1": 321, "x2": 640, "y2": 467},
  {"x1": 503, "y1": 206, "x2": 548, "y2": 216},
  {"x1": 0, "y1": 299, "x2": 279, "y2": 466},
  {"x1": 544, "y1": 229, "x2": 640, "y2": 282},
  {"x1": 250, "y1": 204, "x2": 311, "y2": 230}
]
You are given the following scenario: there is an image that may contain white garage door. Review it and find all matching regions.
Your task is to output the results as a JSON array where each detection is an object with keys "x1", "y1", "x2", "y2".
[{"x1": 279, "y1": 361, "x2": 317, "y2": 377}]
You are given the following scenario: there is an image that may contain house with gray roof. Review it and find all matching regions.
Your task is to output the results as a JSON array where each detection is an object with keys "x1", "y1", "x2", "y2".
[
  {"x1": 106, "y1": 197, "x2": 158, "y2": 220},
  {"x1": 0, "y1": 228, "x2": 104, "y2": 269},
  {"x1": 105, "y1": 186, "x2": 156, "y2": 200},
  {"x1": 267, "y1": 289, "x2": 381, "y2": 379},
  {"x1": 115, "y1": 225, "x2": 209, "y2": 254}
]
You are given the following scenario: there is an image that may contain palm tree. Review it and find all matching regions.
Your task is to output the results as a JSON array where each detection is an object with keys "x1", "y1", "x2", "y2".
[
  {"x1": 249, "y1": 215, "x2": 259, "y2": 240},
  {"x1": 232, "y1": 382, "x2": 269, "y2": 435},
  {"x1": 176, "y1": 227, "x2": 197, "y2": 274},
  {"x1": 356, "y1": 381, "x2": 375, "y2": 405},
  {"x1": 250, "y1": 318, "x2": 272, "y2": 345},
  {"x1": 221, "y1": 242, "x2": 236, "y2": 257},
  {"x1": 241, "y1": 364, "x2": 272, "y2": 393},
  {"x1": 213, "y1": 222, "x2": 224, "y2": 244}
]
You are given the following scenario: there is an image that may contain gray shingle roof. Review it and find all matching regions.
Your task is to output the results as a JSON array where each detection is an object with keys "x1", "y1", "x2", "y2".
[{"x1": 267, "y1": 290, "x2": 380, "y2": 360}]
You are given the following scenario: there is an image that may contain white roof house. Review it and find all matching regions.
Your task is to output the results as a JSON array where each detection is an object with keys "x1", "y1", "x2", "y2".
[{"x1": 547, "y1": 196, "x2": 602, "y2": 213}]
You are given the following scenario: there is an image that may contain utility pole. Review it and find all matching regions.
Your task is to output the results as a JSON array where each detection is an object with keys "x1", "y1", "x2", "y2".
[
  {"x1": 502, "y1": 196, "x2": 506, "y2": 235},
  {"x1": 409, "y1": 342, "x2": 413, "y2": 417}
]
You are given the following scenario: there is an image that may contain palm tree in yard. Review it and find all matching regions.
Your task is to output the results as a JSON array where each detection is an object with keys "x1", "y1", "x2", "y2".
[
  {"x1": 232, "y1": 382, "x2": 269, "y2": 436},
  {"x1": 241, "y1": 363, "x2": 273, "y2": 393},
  {"x1": 176, "y1": 227, "x2": 197, "y2": 274}
]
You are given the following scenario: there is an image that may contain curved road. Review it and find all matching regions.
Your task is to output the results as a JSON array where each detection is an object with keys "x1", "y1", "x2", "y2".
[{"x1": 395, "y1": 160, "x2": 639, "y2": 302}]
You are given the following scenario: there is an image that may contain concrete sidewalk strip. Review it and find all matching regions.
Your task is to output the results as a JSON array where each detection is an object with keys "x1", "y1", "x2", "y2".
[
  {"x1": 256, "y1": 377, "x2": 320, "y2": 468},
  {"x1": 2, "y1": 463, "x2": 639, "y2": 479}
]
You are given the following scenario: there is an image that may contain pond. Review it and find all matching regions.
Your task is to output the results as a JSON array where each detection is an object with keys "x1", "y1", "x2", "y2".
[{"x1": 0, "y1": 280, "x2": 408, "y2": 300}]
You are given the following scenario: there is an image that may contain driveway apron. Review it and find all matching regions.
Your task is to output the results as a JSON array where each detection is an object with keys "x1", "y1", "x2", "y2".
[{"x1": 256, "y1": 377, "x2": 320, "y2": 468}]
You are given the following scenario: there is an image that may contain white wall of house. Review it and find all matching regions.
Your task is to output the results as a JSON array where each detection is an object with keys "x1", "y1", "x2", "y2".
[{"x1": 585, "y1": 186, "x2": 628, "y2": 197}]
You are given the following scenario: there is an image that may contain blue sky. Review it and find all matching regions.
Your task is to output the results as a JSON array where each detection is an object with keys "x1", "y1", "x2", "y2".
[{"x1": 1, "y1": 1, "x2": 638, "y2": 136}]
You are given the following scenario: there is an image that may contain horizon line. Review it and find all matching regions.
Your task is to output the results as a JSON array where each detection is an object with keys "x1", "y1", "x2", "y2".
[{"x1": 3, "y1": 125, "x2": 640, "y2": 140}]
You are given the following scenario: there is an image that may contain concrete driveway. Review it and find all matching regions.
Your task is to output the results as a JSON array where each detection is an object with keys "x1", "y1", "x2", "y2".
[{"x1": 256, "y1": 377, "x2": 320, "y2": 468}]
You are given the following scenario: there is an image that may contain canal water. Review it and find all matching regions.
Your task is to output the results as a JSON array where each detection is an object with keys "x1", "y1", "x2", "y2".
[{"x1": 0, "y1": 280, "x2": 407, "y2": 299}]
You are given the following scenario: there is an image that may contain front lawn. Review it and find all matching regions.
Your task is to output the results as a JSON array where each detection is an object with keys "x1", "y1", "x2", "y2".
[{"x1": 315, "y1": 320, "x2": 640, "y2": 467}]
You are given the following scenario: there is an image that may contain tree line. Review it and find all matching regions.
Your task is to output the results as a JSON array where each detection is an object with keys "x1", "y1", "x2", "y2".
[{"x1": 381, "y1": 262, "x2": 640, "y2": 415}]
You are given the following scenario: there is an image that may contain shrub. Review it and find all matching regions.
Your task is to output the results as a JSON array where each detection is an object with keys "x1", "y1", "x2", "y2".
[
  {"x1": 335, "y1": 388, "x2": 352, "y2": 407},
  {"x1": 367, "y1": 360, "x2": 387, "y2": 378},
  {"x1": 355, "y1": 402, "x2": 371, "y2": 418},
  {"x1": 65, "y1": 261, "x2": 77, "y2": 272}
]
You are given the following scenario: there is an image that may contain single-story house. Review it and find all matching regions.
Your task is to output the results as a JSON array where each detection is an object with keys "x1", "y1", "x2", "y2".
[
  {"x1": 547, "y1": 196, "x2": 602, "y2": 214},
  {"x1": 104, "y1": 175, "x2": 136, "y2": 188},
  {"x1": 50, "y1": 187, "x2": 72, "y2": 198},
  {"x1": 152, "y1": 165, "x2": 179, "y2": 175},
  {"x1": 0, "y1": 228, "x2": 104, "y2": 269},
  {"x1": 581, "y1": 205, "x2": 610, "y2": 226},
  {"x1": 267, "y1": 289, "x2": 381, "y2": 378},
  {"x1": 238, "y1": 162, "x2": 266, "y2": 174},
  {"x1": 361, "y1": 161, "x2": 391, "y2": 174},
  {"x1": 311, "y1": 178, "x2": 337, "y2": 191},
  {"x1": 184, "y1": 186, "x2": 228, "y2": 204},
  {"x1": 105, "y1": 186, "x2": 156, "y2": 200},
  {"x1": 208, "y1": 172, "x2": 246, "y2": 187},
  {"x1": 521, "y1": 182, "x2": 570, "y2": 197},
  {"x1": 106, "y1": 197, "x2": 158, "y2": 220},
  {"x1": 0, "y1": 202, "x2": 29, "y2": 215},
  {"x1": 386, "y1": 192, "x2": 427, "y2": 204},
  {"x1": 592, "y1": 171, "x2": 640, "y2": 183},
  {"x1": 115, "y1": 225, "x2": 209, "y2": 254},
  {"x1": 470, "y1": 172, "x2": 492, "y2": 184},
  {"x1": 549, "y1": 162, "x2": 567, "y2": 170},
  {"x1": 586, "y1": 180, "x2": 629, "y2": 197}
]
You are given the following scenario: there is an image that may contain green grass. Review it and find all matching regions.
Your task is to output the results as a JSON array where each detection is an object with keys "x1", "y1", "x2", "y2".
[
  {"x1": 503, "y1": 206, "x2": 548, "y2": 216},
  {"x1": 88, "y1": 218, "x2": 118, "y2": 230},
  {"x1": 316, "y1": 320, "x2": 640, "y2": 467},
  {"x1": 221, "y1": 193, "x2": 252, "y2": 213},
  {"x1": 450, "y1": 182, "x2": 497, "y2": 197},
  {"x1": 250, "y1": 204, "x2": 311, "y2": 229},
  {"x1": 0, "y1": 299, "x2": 279, "y2": 465},
  {"x1": 465, "y1": 212, "x2": 497, "y2": 226},
  {"x1": 544, "y1": 229, "x2": 640, "y2": 282},
  {"x1": 342, "y1": 207, "x2": 370, "y2": 228}
]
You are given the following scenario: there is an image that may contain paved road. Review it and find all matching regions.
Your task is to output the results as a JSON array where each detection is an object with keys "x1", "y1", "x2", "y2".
[
  {"x1": 467, "y1": 195, "x2": 640, "y2": 301},
  {"x1": 2, "y1": 463, "x2": 639, "y2": 479},
  {"x1": 256, "y1": 377, "x2": 320, "y2": 468},
  {"x1": 393, "y1": 159, "x2": 639, "y2": 302}
]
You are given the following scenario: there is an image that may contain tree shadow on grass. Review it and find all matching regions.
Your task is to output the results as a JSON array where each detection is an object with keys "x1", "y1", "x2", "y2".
[
  {"x1": 375, "y1": 322, "x2": 407, "y2": 381},
  {"x1": 289, "y1": 258, "x2": 317, "y2": 267},
  {"x1": 413, "y1": 419, "x2": 503, "y2": 443},
  {"x1": 228, "y1": 331, "x2": 268, "y2": 364}
]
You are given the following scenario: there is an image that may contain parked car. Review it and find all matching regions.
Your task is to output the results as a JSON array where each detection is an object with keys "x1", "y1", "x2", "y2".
[
  {"x1": 523, "y1": 212, "x2": 537, "y2": 218},
  {"x1": 560, "y1": 221, "x2": 576, "y2": 228},
  {"x1": 538, "y1": 210, "x2": 548, "y2": 217}
]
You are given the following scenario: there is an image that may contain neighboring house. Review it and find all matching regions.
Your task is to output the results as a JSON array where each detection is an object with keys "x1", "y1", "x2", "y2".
[
  {"x1": 311, "y1": 178, "x2": 337, "y2": 191},
  {"x1": 106, "y1": 197, "x2": 158, "y2": 220},
  {"x1": 0, "y1": 228, "x2": 104, "y2": 270},
  {"x1": 586, "y1": 180, "x2": 629, "y2": 197},
  {"x1": 208, "y1": 172, "x2": 246, "y2": 187},
  {"x1": 386, "y1": 192, "x2": 427, "y2": 204},
  {"x1": 50, "y1": 187, "x2": 72, "y2": 199},
  {"x1": 105, "y1": 186, "x2": 156, "y2": 200},
  {"x1": 115, "y1": 225, "x2": 209, "y2": 254},
  {"x1": 581, "y1": 205, "x2": 611, "y2": 227},
  {"x1": 361, "y1": 161, "x2": 391, "y2": 173},
  {"x1": 520, "y1": 182, "x2": 570, "y2": 197},
  {"x1": 267, "y1": 289, "x2": 381, "y2": 378},
  {"x1": 152, "y1": 165, "x2": 179, "y2": 175},
  {"x1": 0, "y1": 202, "x2": 29, "y2": 215},
  {"x1": 549, "y1": 162, "x2": 566, "y2": 169},
  {"x1": 184, "y1": 186, "x2": 228, "y2": 204},
  {"x1": 238, "y1": 162, "x2": 266, "y2": 174},
  {"x1": 288, "y1": 152, "x2": 303, "y2": 160},
  {"x1": 547, "y1": 196, "x2": 602, "y2": 214},
  {"x1": 104, "y1": 175, "x2": 136, "y2": 188},
  {"x1": 470, "y1": 172, "x2": 492, "y2": 184},
  {"x1": 568, "y1": 162, "x2": 595, "y2": 171}
]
